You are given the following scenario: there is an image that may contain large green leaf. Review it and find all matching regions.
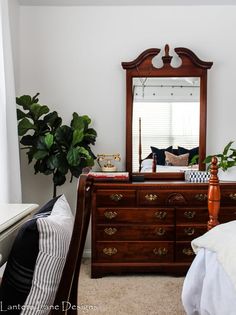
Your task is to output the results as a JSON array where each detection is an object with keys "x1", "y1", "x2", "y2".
[
  {"x1": 55, "y1": 153, "x2": 69, "y2": 174},
  {"x1": 67, "y1": 147, "x2": 81, "y2": 166},
  {"x1": 35, "y1": 120, "x2": 50, "y2": 134},
  {"x1": 55, "y1": 125, "x2": 73, "y2": 147},
  {"x1": 44, "y1": 133, "x2": 54, "y2": 149},
  {"x1": 83, "y1": 128, "x2": 97, "y2": 145},
  {"x1": 26, "y1": 147, "x2": 37, "y2": 163},
  {"x1": 17, "y1": 109, "x2": 27, "y2": 120},
  {"x1": 43, "y1": 111, "x2": 62, "y2": 129},
  {"x1": 33, "y1": 150, "x2": 48, "y2": 160},
  {"x1": 36, "y1": 136, "x2": 47, "y2": 150},
  {"x1": 223, "y1": 141, "x2": 234, "y2": 156},
  {"x1": 46, "y1": 155, "x2": 57, "y2": 170},
  {"x1": 30, "y1": 104, "x2": 49, "y2": 121},
  {"x1": 71, "y1": 113, "x2": 84, "y2": 131},
  {"x1": 16, "y1": 95, "x2": 33, "y2": 110},
  {"x1": 72, "y1": 129, "x2": 84, "y2": 146},
  {"x1": 20, "y1": 135, "x2": 36, "y2": 146},
  {"x1": 18, "y1": 118, "x2": 35, "y2": 136}
]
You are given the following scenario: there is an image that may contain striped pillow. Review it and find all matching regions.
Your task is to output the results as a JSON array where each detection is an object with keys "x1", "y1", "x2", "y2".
[
  {"x1": 0, "y1": 195, "x2": 61, "y2": 313},
  {"x1": 21, "y1": 194, "x2": 74, "y2": 315}
]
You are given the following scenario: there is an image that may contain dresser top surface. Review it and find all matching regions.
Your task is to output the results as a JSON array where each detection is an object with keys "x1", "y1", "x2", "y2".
[{"x1": 92, "y1": 180, "x2": 236, "y2": 189}]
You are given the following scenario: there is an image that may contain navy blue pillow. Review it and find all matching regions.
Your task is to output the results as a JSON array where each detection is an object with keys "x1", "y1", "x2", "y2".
[
  {"x1": 178, "y1": 146, "x2": 199, "y2": 164},
  {"x1": 0, "y1": 195, "x2": 61, "y2": 314},
  {"x1": 151, "y1": 146, "x2": 173, "y2": 165}
]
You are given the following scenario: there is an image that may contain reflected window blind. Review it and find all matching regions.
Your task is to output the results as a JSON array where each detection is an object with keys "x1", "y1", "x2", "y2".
[{"x1": 132, "y1": 102, "x2": 199, "y2": 171}]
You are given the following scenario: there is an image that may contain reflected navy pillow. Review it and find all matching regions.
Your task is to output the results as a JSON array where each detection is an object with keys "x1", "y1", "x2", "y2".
[
  {"x1": 151, "y1": 146, "x2": 173, "y2": 165},
  {"x1": 178, "y1": 146, "x2": 199, "y2": 164},
  {"x1": 0, "y1": 195, "x2": 61, "y2": 314}
]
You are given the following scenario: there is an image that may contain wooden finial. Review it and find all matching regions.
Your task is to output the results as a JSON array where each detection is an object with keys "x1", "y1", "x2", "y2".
[
  {"x1": 162, "y1": 44, "x2": 172, "y2": 64},
  {"x1": 207, "y1": 156, "x2": 220, "y2": 230},
  {"x1": 164, "y1": 44, "x2": 170, "y2": 57}
]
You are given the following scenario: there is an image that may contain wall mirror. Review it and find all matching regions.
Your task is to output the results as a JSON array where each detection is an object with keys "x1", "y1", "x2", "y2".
[{"x1": 122, "y1": 45, "x2": 213, "y2": 180}]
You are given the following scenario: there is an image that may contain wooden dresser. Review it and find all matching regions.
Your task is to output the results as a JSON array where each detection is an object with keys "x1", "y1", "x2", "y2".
[{"x1": 91, "y1": 180, "x2": 236, "y2": 278}]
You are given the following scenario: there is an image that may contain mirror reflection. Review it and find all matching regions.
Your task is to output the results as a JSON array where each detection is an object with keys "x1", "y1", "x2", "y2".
[{"x1": 132, "y1": 77, "x2": 200, "y2": 173}]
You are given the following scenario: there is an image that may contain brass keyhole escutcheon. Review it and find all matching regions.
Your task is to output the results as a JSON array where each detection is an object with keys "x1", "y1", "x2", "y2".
[
  {"x1": 184, "y1": 211, "x2": 196, "y2": 219},
  {"x1": 153, "y1": 247, "x2": 168, "y2": 256},
  {"x1": 145, "y1": 194, "x2": 158, "y2": 201},
  {"x1": 104, "y1": 211, "x2": 117, "y2": 219},
  {"x1": 110, "y1": 193, "x2": 123, "y2": 202},
  {"x1": 229, "y1": 193, "x2": 236, "y2": 200},
  {"x1": 154, "y1": 211, "x2": 167, "y2": 220},
  {"x1": 195, "y1": 193, "x2": 207, "y2": 201},
  {"x1": 155, "y1": 227, "x2": 166, "y2": 236},
  {"x1": 104, "y1": 227, "x2": 117, "y2": 236},
  {"x1": 182, "y1": 248, "x2": 194, "y2": 256},
  {"x1": 103, "y1": 248, "x2": 118, "y2": 256},
  {"x1": 184, "y1": 227, "x2": 195, "y2": 236}
]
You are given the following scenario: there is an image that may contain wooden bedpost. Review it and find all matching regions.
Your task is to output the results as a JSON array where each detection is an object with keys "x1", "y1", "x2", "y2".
[{"x1": 207, "y1": 156, "x2": 221, "y2": 230}]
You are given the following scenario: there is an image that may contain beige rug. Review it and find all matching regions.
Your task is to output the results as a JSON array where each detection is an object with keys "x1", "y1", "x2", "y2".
[{"x1": 78, "y1": 259, "x2": 186, "y2": 315}]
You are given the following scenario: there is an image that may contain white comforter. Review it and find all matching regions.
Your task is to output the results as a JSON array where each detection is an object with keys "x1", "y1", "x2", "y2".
[{"x1": 182, "y1": 221, "x2": 236, "y2": 315}]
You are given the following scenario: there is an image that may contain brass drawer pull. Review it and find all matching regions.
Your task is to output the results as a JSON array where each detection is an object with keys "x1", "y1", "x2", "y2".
[
  {"x1": 154, "y1": 211, "x2": 167, "y2": 220},
  {"x1": 153, "y1": 247, "x2": 168, "y2": 256},
  {"x1": 110, "y1": 193, "x2": 123, "y2": 202},
  {"x1": 229, "y1": 193, "x2": 236, "y2": 200},
  {"x1": 195, "y1": 193, "x2": 207, "y2": 201},
  {"x1": 103, "y1": 247, "x2": 118, "y2": 256},
  {"x1": 104, "y1": 227, "x2": 117, "y2": 235},
  {"x1": 145, "y1": 194, "x2": 158, "y2": 201},
  {"x1": 104, "y1": 211, "x2": 117, "y2": 219},
  {"x1": 184, "y1": 227, "x2": 195, "y2": 236},
  {"x1": 155, "y1": 227, "x2": 166, "y2": 236},
  {"x1": 182, "y1": 248, "x2": 194, "y2": 256},
  {"x1": 184, "y1": 211, "x2": 196, "y2": 219}
]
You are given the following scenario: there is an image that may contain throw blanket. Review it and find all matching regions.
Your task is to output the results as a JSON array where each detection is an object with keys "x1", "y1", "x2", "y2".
[{"x1": 192, "y1": 220, "x2": 236, "y2": 291}]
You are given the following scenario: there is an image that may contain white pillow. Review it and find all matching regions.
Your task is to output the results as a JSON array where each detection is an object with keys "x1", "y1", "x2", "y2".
[
  {"x1": 21, "y1": 194, "x2": 74, "y2": 315},
  {"x1": 141, "y1": 159, "x2": 153, "y2": 167}
]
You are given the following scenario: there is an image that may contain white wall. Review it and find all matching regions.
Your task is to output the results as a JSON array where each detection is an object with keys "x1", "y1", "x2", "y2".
[{"x1": 16, "y1": 5, "x2": 236, "y2": 253}]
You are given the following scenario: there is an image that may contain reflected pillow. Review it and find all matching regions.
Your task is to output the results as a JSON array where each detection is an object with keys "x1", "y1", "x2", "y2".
[
  {"x1": 165, "y1": 151, "x2": 189, "y2": 166},
  {"x1": 178, "y1": 146, "x2": 199, "y2": 164},
  {"x1": 151, "y1": 146, "x2": 172, "y2": 166}
]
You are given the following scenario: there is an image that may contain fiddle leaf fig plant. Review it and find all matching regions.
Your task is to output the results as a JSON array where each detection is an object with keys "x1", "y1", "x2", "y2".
[
  {"x1": 16, "y1": 93, "x2": 97, "y2": 197},
  {"x1": 204, "y1": 141, "x2": 236, "y2": 171}
]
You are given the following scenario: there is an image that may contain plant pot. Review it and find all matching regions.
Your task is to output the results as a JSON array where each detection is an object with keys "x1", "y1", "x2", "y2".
[{"x1": 218, "y1": 167, "x2": 236, "y2": 181}]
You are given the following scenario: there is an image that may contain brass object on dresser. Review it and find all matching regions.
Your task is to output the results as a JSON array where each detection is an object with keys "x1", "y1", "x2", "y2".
[{"x1": 91, "y1": 181, "x2": 236, "y2": 278}]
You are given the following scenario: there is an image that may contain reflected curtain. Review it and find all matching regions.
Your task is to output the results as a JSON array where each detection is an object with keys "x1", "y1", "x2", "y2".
[{"x1": 0, "y1": 0, "x2": 21, "y2": 202}]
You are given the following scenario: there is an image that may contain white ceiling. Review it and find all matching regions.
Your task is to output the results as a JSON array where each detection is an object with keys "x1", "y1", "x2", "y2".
[{"x1": 18, "y1": 0, "x2": 236, "y2": 6}]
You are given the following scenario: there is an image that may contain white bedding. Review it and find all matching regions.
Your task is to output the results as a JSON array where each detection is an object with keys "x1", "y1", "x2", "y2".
[
  {"x1": 182, "y1": 248, "x2": 236, "y2": 315},
  {"x1": 182, "y1": 221, "x2": 236, "y2": 315}
]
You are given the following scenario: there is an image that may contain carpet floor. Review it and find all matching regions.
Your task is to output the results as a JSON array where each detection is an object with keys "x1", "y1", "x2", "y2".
[{"x1": 78, "y1": 259, "x2": 186, "y2": 315}]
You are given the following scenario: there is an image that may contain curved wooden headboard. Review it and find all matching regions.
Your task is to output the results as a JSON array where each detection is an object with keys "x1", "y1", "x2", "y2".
[{"x1": 207, "y1": 156, "x2": 220, "y2": 230}]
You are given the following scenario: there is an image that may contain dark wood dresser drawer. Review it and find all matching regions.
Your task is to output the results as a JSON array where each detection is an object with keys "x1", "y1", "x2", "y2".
[
  {"x1": 96, "y1": 190, "x2": 136, "y2": 206},
  {"x1": 137, "y1": 190, "x2": 167, "y2": 206},
  {"x1": 221, "y1": 190, "x2": 236, "y2": 205},
  {"x1": 96, "y1": 207, "x2": 174, "y2": 224},
  {"x1": 95, "y1": 241, "x2": 174, "y2": 262},
  {"x1": 181, "y1": 191, "x2": 208, "y2": 205},
  {"x1": 96, "y1": 225, "x2": 175, "y2": 241},
  {"x1": 137, "y1": 190, "x2": 208, "y2": 207},
  {"x1": 176, "y1": 207, "x2": 208, "y2": 223},
  {"x1": 219, "y1": 207, "x2": 236, "y2": 223},
  {"x1": 176, "y1": 225, "x2": 207, "y2": 241},
  {"x1": 175, "y1": 242, "x2": 195, "y2": 262}
]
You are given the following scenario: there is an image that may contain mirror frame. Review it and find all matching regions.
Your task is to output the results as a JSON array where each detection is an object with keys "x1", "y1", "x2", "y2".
[{"x1": 122, "y1": 44, "x2": 213, "y2": 180}]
